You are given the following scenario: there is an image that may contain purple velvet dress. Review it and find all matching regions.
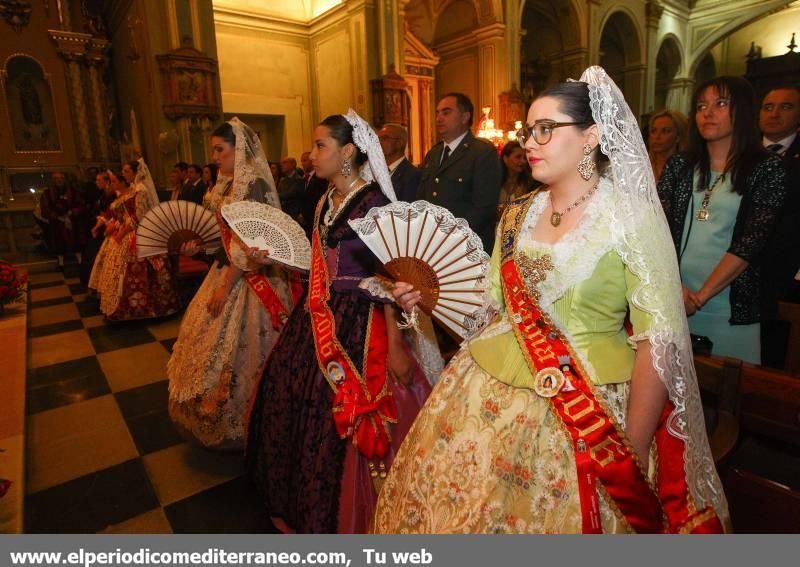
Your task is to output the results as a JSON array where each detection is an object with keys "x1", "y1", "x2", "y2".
[{"x1": 246, "y1": 183, "x2": 431, "y2": 533}]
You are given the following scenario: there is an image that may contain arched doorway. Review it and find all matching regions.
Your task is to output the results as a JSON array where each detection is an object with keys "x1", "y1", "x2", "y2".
[
  {"x1": 599, "y1": 10, "x2": 645, "y2": 116},
  {"x1": 694, "y1": 52, "x2": 717, "y2": 88},
  {"x1": 519, "y1": 0, "x2": 583, "y2": 103},
  {"x1": 655, "y1": 36, "x2": 682, "y2": 112}
]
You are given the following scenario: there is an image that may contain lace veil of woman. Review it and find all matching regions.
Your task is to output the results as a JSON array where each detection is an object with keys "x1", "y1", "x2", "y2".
[
  {"x1": 167, "y1": 117, "x2": 292, "y2": 451},
  {"x1": 580, "y1": 68, "x2": 726, "y2": 522},
  {"x1": 372, "y1": 67, "x2": 728, "y2": 533}
]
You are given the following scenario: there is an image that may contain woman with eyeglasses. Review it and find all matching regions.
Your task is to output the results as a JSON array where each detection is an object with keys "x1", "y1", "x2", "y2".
[
  {"x1": 372, "y1": 67, "x2": 728, "y2": 533},
  {"x1": 658, "y1": 77, "x2": 786, "y2": 365}
]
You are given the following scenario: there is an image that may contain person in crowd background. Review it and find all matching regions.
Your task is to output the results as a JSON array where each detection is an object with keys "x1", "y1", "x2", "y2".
[{"x1": 658, "y1": 76, "x2": 787, "y2": 365}]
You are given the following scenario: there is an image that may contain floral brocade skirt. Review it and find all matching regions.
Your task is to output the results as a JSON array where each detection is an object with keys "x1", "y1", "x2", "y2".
[{"x1": 371, "y1": 347, "x2": 633, "y2": 534}]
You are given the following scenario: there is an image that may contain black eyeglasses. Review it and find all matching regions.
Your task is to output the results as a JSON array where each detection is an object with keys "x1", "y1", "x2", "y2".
[{"x1": 516, "y1": 120, "x2": 587, "y2": 145}]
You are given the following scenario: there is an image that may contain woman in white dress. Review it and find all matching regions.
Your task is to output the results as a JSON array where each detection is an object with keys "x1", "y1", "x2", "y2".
[{"x1": 167, "y1": 118, "x2": 293, "y2": 452}]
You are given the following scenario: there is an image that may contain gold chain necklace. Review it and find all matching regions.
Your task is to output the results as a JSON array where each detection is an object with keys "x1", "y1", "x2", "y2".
[
  {"x1": 695, "y1": 172, "x2": 726, "y2": 222},
  {"x1": 549, "y1": 183, "x2": 599, "y2": 227}
]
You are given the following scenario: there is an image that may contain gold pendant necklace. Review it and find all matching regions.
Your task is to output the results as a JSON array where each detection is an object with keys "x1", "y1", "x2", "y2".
[
  {"x1": 550, "y1": 183, "x2": 599, "y2": 227},
  {"x1": 696, "y1": 172, "x2": 726, "y2": 222}
]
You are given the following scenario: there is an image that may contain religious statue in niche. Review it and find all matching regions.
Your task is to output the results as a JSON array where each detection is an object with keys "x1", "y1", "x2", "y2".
[
  {"x1": 156, "y1": 47, "x2": 220, "y2": 120},
  {"x1": 0, "y1": 0, "x2": 32, "y2": 33},
  {"x1": 3, "y1": 55, "x2": 60, "y2": 151}
]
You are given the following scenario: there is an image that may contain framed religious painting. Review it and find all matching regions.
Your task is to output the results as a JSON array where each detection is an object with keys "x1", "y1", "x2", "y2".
[{"x1": 156, "y1": 46, "x2": 220, "y2": 120}]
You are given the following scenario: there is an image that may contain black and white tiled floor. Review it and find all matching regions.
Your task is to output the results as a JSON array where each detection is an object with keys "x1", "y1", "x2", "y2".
[{"x1": 24, "y1": 264, "x2": 275, "y2": 533}]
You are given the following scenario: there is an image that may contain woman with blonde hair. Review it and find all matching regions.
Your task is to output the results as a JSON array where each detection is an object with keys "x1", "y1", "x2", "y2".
[{"x1": 649, "y1": 109, "x2": 688, "y2": 182}]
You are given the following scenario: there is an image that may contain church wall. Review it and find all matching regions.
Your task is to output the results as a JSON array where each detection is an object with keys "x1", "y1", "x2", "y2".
[
  {"x1": 310, "y1": 23, "x2": 356, "y2": 125},
  {"x1": 435, "y1": 47, "x2": 481, "y2": 114},
  {"x1": 215, "y1": 22, "x2": 313, "y2": 161}
]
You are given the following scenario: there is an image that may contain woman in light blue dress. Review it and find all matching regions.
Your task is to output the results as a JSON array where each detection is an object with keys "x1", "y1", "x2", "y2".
[{"x1": 659, "y1": 76, "x2": 786, "y2": 364}]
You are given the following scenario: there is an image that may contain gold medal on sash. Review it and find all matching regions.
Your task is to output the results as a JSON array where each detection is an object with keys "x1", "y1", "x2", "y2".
[{"x1": 533, "y1": 367, "x2": 566, "y2": 398}]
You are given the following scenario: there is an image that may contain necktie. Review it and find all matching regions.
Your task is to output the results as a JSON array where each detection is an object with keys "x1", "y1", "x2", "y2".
[
  {"x1": 767, "y1": 143, "x2": 784, "y2": 154},
  {"x1": 441, "y1": 145, "x2": 451, "y2": 164}
]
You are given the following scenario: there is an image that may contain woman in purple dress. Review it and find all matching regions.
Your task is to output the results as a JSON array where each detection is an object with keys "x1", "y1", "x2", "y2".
[{"x1": 246, "y1": 111, "x2": 439, "y2": 534}]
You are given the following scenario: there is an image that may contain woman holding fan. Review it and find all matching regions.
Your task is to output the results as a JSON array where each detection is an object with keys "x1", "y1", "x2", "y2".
[
  {"x1": 167, "y1": 118, "x2": 293, "y2": 452},
  {"x1": 372, "y1": 67, "x2": 729, "y2": 534},
  {"x1": 90, "y1": 160, "x2": 178, "y2": 321},
  {"x1": 246, "y1": 110, "x2": 438, "y2": 533}
]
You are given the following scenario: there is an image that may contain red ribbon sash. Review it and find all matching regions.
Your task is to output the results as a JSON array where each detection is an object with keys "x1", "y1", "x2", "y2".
[
  {"x1": 497, "y1": 194, "x2": 723, "y2": 534},
  {"x1": 219, "y1": 214, "x2": 289, "y2": 331},
  {"x1": 501, "y1": 257, "x2": 664, "y2": 533},
  {"x1": 308, "y1": 229, "x2": 396, "y2": 459}
]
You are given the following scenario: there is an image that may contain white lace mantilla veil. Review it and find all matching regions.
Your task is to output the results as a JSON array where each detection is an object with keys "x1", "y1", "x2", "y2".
[
  {"x1": 207, "y1": 117, "x2": 280, "y2": 211},
  {"x1": 343, "y1": 109, "x2": 398, "y2": 202},
  {"x1": 342, "y1": 108, "x2": 444, "y2": 384},
  {"x1": 579, "y1": 66, "x2": 729, "y2": 526},
  {"x1": 134, "y1": 157, "x2": 159, "y2": 211}
]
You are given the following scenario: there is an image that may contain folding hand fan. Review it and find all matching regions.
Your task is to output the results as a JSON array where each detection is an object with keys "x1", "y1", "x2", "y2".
[
  {"x1": 136, "y1": 200, "x2": 221, "y2": 259},
  {"x1": 348, "y1": 201, "x2": 491, "y2": 339},
  {"x1": 220, "y1": 201, "x2": 311, "y2": 271}
]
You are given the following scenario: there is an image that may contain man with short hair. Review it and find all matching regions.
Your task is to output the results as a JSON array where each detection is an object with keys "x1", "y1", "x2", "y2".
[
  {"x1": 761, "y1": 86, "x2": 800, "y2": 158},
  {"x1": 300, "y1": 151, "x2": 313, "y2": 180},
  {"x1": 760, "y1": 86, "x2": 800, "y2": 363},
  {"x1": 172, "y1": 162, "x2": 189, "y2": 201},
  {"x1": 181, "y1": 164, "x2": 206, "y2": 204},
  {"x1": 378, "y1": 123, "x2": 419, "y2": 202},
  {"x1": 418, "y1": 92, "x2": 501, "y2": 251},
  {"x1": 278, "y1": 156, "x2": 305, "y2": 222}
]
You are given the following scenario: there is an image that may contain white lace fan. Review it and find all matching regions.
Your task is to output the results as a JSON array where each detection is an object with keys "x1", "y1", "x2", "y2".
[
  {"x1": 136, "y1": 200, "x2": 221, "y2": 258},
  {"x1": 349, "y1": 201, "x2": 491, "y2": 339},
  {"x1": 220, "y1": 201, "x2": 311, "y2": 271}
]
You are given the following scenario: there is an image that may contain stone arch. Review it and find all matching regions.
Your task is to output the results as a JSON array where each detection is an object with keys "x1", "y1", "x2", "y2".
[
  {"x1": 654, "y1": 34, "x2": 683, "y2": 111},
  {"x1": 687, "y1": 0, "x2": 793, "y2": 77},
  {"x1": 693, "y1": 51, "x2": 717, "y2": 87},
  {"x1": 433, "y1": 0, "x2": 480, "y2": 44},
  {"x1": 518, "y1": 0, "x2": 585, "y2": 100},
  {"x1": 598, "y1": 8, "x2": 646, "y2": 115}
]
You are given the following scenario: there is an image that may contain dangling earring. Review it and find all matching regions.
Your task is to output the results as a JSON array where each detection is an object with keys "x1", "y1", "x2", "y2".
[
  {"x1": 577, "y1": 143, "x2": 595, "y2": 181},
  {"x1": 341, "y1": 158, "x2": 352, "y2": 177}
]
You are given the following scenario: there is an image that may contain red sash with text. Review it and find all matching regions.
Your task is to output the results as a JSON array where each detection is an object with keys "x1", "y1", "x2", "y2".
[
  {"x1": 308, "y1": 228, "x2": 396, "y2": 460},
  {"x1": 219, "y1": 215, "x2": 289, "y2": 331},
  {"x1": 500, "y1": 252, "x2": 723, "y2": 534}
]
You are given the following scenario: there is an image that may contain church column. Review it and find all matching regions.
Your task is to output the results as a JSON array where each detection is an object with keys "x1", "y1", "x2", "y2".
[
  {"x1": 58, "y1": 0, "x2": 73, "y2": 29},
  {"x1": 623, "y1": 63, "x2": 647, "y2": 118},
  {"x1": 645, "y1": 0, "x2": 665, "y2": 114},
  {"x1": 666, "y1": 77, "x2": 694, "y2": 115},
  {"x1": 50, "y1": 31, "x2": 94, "y2": 162},
  {"x1": 475, "y1": 24, "x2": 509, "y2": 113},
  {"x1": 86, "y1": 39, "x2": 111, "y2": 163},
  {"x1": 505, "y1": 0, "x2": 523, "y2": 88},
  {"x1": 378, "y1": 0, "x2": 404, "y2": 75}
]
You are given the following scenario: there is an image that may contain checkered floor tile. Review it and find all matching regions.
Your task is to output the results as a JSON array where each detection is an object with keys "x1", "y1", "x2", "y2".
[{"x1": 24, "y1": 263, "x2": 275, "y2": 533}]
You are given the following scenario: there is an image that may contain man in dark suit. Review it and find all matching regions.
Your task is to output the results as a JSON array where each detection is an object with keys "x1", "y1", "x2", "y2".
[
  {"x1": 179, "y1": 164, "x2": 206, "y2": 204},
  {"x1": 418, "y1": 92, "x2": 502, "y2": 251},
  {"x1": 173, "y1": 162, "x2": 190, "y2": 201},
  {"x1": 378, "y1": 123, "x2": 419, "y2": 202},
  {"x1": 760, "y1": 85, "x2": 800, "y2": 365},
  {"x1": 278, "y1": 156, "x2": 305, "y2": 222}
]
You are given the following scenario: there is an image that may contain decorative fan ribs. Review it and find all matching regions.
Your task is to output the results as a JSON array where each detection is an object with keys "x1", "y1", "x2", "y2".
[
  {"x1": 349, "y1": 201, "x2": 490, "y2": 338},
  {"x1": 220, "y1": 201, "x2": 311, "y2": 271},
  {"x1": 136, "y1": 200, "x2": 221, "y2": 258}
]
